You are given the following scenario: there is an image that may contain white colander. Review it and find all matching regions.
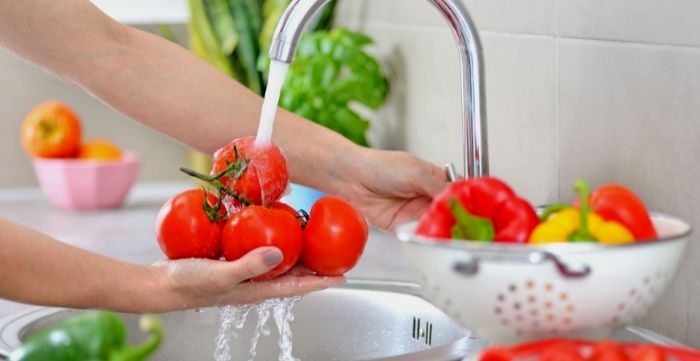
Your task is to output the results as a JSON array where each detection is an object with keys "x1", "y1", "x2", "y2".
[{"x1": 396, "y1": 213, "x2": 691, "y2": 344}]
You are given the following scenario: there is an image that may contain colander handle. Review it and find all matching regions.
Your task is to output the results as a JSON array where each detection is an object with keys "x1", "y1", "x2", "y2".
[{"x1": 452, "y1": 250, "x2": 592, "y2": 279}]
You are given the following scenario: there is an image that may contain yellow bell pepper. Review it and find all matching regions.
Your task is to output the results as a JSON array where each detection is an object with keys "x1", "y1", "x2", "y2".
[
  {"x1": 529, "y1": 208, "x2": 633, "y2": 244},
  {"x1": 529, "y1": 181, "x2": 634, "y2": 245}
]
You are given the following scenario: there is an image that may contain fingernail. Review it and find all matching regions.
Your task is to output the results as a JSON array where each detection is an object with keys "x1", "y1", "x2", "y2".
[{"x1": 263, "y1": 249, "x2": 283, "y2": 267}]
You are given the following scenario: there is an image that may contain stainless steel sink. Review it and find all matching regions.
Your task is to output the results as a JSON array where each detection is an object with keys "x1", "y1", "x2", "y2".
[
  {"x1": 0, "y1": 280, "x2": 686, "y2": 361},
  {"x1": 0, "y1": 280, "x2": 485, "y2": 361}
]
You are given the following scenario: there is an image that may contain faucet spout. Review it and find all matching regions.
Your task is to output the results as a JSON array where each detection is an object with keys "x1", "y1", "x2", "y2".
[
  {"x1": 269, "y1": 0, "x2": 488, "y2": 178},
  {"x1": 269, "y1": 0, "x2": 331, "y2": 63}
]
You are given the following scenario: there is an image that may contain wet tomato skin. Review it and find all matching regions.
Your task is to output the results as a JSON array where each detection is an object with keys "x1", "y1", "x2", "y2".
[
  {"x1": 156, "y1": 189, "x2": 223, "y2": 260},
  {"x1": 212, "y1": 136, "x2": 289, "y2": 206},
  {"x1": 302, "y1": 197, "x2": 368, "y2": 276},
  {"x1": 222, "y1": 206, "x2": 303, "y2": 281}
]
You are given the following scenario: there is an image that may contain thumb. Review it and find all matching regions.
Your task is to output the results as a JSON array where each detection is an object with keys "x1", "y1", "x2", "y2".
[
  {"x1": 226, "y1": 247, "x2": 283, "y2": 283},
  {"x1": 422, "y1": 162, "x2": 449, "y2": 196}
]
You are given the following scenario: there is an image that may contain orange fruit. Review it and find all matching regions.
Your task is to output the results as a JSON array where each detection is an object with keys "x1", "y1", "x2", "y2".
[
  {"x1": 20, "y1": 101, "x2": 82, "y2": 158},
  {"x1": 78, "y1": 139, "x2": 123, "y2": 161}
]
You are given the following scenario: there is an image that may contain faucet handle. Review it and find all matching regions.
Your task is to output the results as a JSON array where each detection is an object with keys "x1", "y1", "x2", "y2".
[{"x1": 445, "y1": 163, "x2": 459, "y2": 182}]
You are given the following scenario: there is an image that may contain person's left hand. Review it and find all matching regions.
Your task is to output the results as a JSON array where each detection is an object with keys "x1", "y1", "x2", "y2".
[
  {"x1": 146, "y1": 247, "x2": 344, "y2": 312},
  {"x1": 330, "y1": 148, "x2": 448, "y2": 230}
]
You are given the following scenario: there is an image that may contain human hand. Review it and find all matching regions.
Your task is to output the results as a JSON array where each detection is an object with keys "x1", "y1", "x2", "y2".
[
  {"x1": 332, "y1": 148, "x2": 448, "y2": 230},
  {"x1": 147, "y1": 247, "x2": 344, "y2": 312}
]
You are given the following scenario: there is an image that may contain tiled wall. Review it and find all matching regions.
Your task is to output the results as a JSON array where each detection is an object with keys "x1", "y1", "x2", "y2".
[
  {"x1": 0, "y1": 26, "x2": 188, "y2": 188},
  {"x1": 337, "y1": 0, "x2": 700, "y2": 345}
]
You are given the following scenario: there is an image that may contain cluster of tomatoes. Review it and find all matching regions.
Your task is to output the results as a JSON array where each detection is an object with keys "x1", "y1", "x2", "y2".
[{"x1": 156, "y1": 137, "x2": 368, "y2": 280}]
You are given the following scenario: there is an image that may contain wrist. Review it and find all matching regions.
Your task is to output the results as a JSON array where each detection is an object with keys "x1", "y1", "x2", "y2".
[
  {"x1": 281, "y1": 120, "x2": 364, "y2": 194},
  {"x1": 99, "y1": 262, "x2": 176, "y2": 313}
]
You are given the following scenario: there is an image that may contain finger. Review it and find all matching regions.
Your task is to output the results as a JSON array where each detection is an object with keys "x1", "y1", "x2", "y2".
[
  {"x1": 286, "y1": 265, "x2": 316, "y2": 276},
  {"x1": 234, "y1": 275, "x2": 345, "y2": 304},
  {"x1": 417, "y1": 159, "x2": 449, "y2": 196},
  {"x1": 388, "y1": 196, "x2": 433, "y2": 230},
  {"x1": 224, "y1": 247, "x2": 283, "y2": 284}
]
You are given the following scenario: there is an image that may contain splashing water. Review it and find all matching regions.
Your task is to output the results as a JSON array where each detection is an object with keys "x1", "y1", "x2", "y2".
[
  {"x1": 274, "y1": 296, "x2": 301, "y2": 361},
  {"x1": 248, "y1": 299, "x2": 275, "y2": 361},
  {"x1": 214, "y1": 304, "x2": 255, "y2": 361},
  {"x1": 255, "y1": 60, "x2": 290, "y2": 147},
  {"x1": 214, "y1": 297, "x2": 302, "y2": 361}
]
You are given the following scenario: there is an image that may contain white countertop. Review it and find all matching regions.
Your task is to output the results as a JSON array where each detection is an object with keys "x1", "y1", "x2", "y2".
[{"x1": 0, "y1": 182, "x2": 417, "y2": 318}]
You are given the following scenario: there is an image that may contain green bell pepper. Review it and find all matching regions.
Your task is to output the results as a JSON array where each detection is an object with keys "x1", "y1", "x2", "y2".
[{"x1": 9, "y1": 311, "x2": 162, "y2": 361}]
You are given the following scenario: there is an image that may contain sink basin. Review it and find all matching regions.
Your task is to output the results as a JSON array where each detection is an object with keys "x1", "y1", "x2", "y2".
[
  {"x1": 0, "y1": 280, "x2": 485, "y2": 361},
  {"x1": 0, "y1": 280, "x2": 686, "y2": 361}
]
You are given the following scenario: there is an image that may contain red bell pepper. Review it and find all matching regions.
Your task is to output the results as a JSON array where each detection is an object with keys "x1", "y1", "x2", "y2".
[
  {"x1": 416, "y1": 177, "x2": 539, "y2": 243},
  {"x1": 589, "y1": 184, "x2": 658, "y2": 241},
  {"x1": 574, "y1": 184, "x2": 658, "y2": 241}
]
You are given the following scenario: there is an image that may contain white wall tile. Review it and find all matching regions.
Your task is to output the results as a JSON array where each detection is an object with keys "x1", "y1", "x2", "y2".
[
  {"x1": 559, "y1": 0, "x2": 700, "y2": 48},
  {"x1": 558, "y1": 39, "x2": 700, "y2": 346},
  {"x1": 482, "y1": 34, "x2": 558, "y2": 203},
  {"x1": 336, "y1": 0, "x2": 557, "y2": 35}
]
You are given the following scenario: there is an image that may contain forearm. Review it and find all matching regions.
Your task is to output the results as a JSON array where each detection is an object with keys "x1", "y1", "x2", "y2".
[
  {"x1": 0, "y1": 218, "x2": 164, "y2": 312},
  {"x1": 0, "y1": 0, "x2": 360, "y2": 193},
  {"x1": 83, "y1": 27, "x2": 362, "y2": 192}
]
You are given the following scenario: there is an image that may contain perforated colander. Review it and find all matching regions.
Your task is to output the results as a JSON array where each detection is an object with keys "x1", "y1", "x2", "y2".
[{"x1": 396, "y1": 213, "x2": 691, "y2": 344}]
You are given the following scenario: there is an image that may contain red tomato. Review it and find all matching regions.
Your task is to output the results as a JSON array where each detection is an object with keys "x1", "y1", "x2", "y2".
[
  {"x1": 222, "y1": 206, "x2": 303, "y2": 281},
  {"x1": 212, "y1": 136, "x2": 289, "y2": 206},
  {"x1": 480, "y1": 347, "x2": 515, "y2": 361},
  {"x1": 589, "y1": 184, "x2": 658, "y2": 241},
  {"x1": 156, "y1": 189, "x2": 223, "y2": 260},
  {"x1": 20, "y1": 101, "x2": 82, "y2": 158},
  {"x1": 591, "y1": 342, "x2": 629, "y2": 361},
  {"x1": 270, "y1": 201, "x2": 298, "y2": 218},
  {"x1": 205, "y1": 190, "x2": 228, "y2": 217},
  {"x1": 540, "y1": 342, "x2": 584, "y2": 361},
  {"x1": 302, "y1": 197, "x2": 368, "y2": 276},
  {"x1": 629, "y1": 345, "x2": 665, "y2": 361}
]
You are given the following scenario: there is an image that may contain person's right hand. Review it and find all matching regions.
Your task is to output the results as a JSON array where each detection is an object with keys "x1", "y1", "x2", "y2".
[{"x1": 147, "y1": 247, "x2": 344, "y2": 312}]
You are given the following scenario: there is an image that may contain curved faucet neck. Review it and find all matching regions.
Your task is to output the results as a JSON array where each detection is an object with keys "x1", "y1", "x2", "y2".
[{"x1": 269, "y1": 0, "x2": 488, "y2": 178}]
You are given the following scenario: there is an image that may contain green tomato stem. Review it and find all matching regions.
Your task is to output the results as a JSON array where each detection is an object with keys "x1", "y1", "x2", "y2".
[{"x1": 179, "y1": 167, "x2": 252, "y2": 206}]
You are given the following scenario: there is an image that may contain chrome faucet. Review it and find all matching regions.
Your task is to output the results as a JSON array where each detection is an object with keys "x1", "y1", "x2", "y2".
[{"x1": 269, "y1": 0, "x2": 488, "y2": 178}]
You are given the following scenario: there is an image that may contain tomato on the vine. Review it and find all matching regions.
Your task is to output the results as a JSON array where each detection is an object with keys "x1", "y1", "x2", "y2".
[
  {"x1": 540, "y1": 342, "x2": 584, "y2": 361},
  {"x1": 630, "y1": 345, "x2": 665, "y2": 361},
  {"x1": 302, "y1": 197, "x2": 368, "y2": 276},
  {"x1": 591, "y1": 342, "x2": 628, "y2": 361},
  {"x1": 156, "y1": 189, "x2": 223, "y2": 260},
  {"x1": 270, "y1": 201, "x2": 297, "y2": 218},
  {"x1": 222, "y1": 206, "x2": 303, "y2": 281},
  {"x1": 212, "y1": 136, "x2": 289, "y2": 206}
]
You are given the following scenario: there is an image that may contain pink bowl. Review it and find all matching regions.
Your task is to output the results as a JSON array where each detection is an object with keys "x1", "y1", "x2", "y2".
[{"x1": 32, "y1": 152, "x2": 141, "y2": 210}]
